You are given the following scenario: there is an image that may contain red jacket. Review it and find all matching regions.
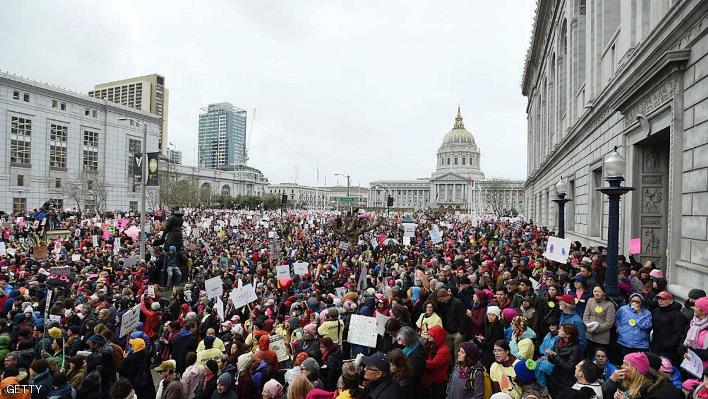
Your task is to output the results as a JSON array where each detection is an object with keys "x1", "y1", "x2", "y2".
[
  {"x1": 422, "y1": 325, "x2": 450, "y2": 386},
  {"x1": 140, "y1": 299, "x2": 162, "y2": 339}
]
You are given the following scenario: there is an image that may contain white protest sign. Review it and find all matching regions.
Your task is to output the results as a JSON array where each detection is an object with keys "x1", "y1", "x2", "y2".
[
  {"x1": 376, "y1": 313, "x2": 391, "y2": 336},
  {"x1": 403, "y1": 223, "x2": 416, "y2": 238},
  {"x1": 205, "y1": 276, "x2": 224, "y2": 300},
  {"x1": 403, "y1": 236, "x2": 411, "y2": 246},
  {"x1": 269, "y1": 335, "x2": 289, "y2": 362},
  {"x1": 46, "y1": 290, "x2": 53, "y2": 309},
  {"x1": 339, "y1": 242, "x2": 350, "y2": 250},
  {"x1": 120, "y1": 304, "x2": 141, "y2": 338},
  {"x1": 229, "y1": 284, "x2": 258, "y2": 309},
  {"x1": 276, "y1": 265, "x2": 290, "y2": 280},
  {"x1": 0, "y1": 242, "x2": 5, "y2": 256},
  {"x1": 147, "y1": 285, "x2": 155, "y2": 298},
  {"x1": 123, "y1": 256, "x2": 140, "y2": 269},
  {"x1": 71, "y1": 254, "x2": 81, "y2": 262},
  {"x1": 113, "y1": 237, "x2": 121, "y2": 254},
  {"x1": 293, "y1": 262, "x2": 309, "y2": 276},
  {"x1": 92, "y1": 235, "x2": 99, "y2": 247},
  {"x1": 681, "y1": 348, "x2": 704, "y2": 378},
  {"x1": 430, "y1": 228, "x2": 443, "y2": 244},
  {"x1": 370, "y1": 238, "x2": 378, "y2": 249},
  {"x1": 50, "y1": 266, "x2": 71, "y2": 277},
  {"x1": 543, "y1": 236, "x2": 572, "y2": 264},
  {"x1": 7, "y1": 248, "x2": 16, "y2": 257},
  {"x1": 49, "y1": 315, "x2": 62, "y2": 324},
  {"x1": 529, "y1": 277, "x2": 541, "y2": 290},
  {"x1": 335, "y1": 287, "x2": 346, "y2": 298},
  {"x1": 346, "y1": 315, "x2": 378, "y2": 347},
  {"x1": 268, "y1": 231, "x2": 275, "y2": 239},
  {"x1": 215, "y1": 296, "x2": 225, "y2": 321}
]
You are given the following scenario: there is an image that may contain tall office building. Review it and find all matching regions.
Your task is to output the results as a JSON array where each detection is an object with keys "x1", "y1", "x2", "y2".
[
  {"x1": 168, "y1": 149, "x2": 182, "y2": 165},
  {"x1": 88, "y1": 74, "x2": 169, "y2": 155},
  {"x1": 198, "y1": 102, "x2": 247, "y2": 169}
]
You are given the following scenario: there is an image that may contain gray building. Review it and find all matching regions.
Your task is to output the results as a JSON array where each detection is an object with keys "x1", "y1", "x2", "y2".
[
  {"x1": 168, "y1": 149, "x2": 182, "y2": 165},
  {"x1": 522, "y1": 0, "x2": 708, "y2": 295},
  {"x1": 1, "y1": 71, "x2": 161, "y2": 212},
  {"x1": 198, "y1": 102, "x2": 247, "y2": 169}
]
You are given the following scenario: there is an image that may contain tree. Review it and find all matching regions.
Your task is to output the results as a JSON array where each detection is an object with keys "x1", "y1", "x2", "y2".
[
  {"x1": 58, "y1": 172, "x2": 108, "y2": 211},
  {"x1": 59, "y1": 178, "x2": 86, "y2": 211},
  {"x1": 483, "y1": 178, "x2": 512, "y2": 217},
  {"x1": 330, "y1": 209, "x2": 385, "y2": 248}
]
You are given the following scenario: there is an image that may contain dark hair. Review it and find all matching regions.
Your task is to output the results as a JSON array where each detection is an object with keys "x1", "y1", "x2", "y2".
[
  {"x1": 560, "y1": 323, "x2": 579, "y2": 343},
  {"x1": 3, "y1": 368, "x2": 18, "y2": 378},
  {"x1": 52, "y1": 372, "x2": 68, "y2": 387},
  {"x1": 578, "y1": 360, "x2": 599, "y2": 383},
  {"x1": 495, "y1": 286, "x2": 508, "y2": 295},
  {"x1": 319, "y1": 337, "x2": 335, "y2": 351},
  {"x1": 184, "y1": 320, "x2": 197, "y2": 331},
  {"x1": 30, "y1": 359, "x2": 49, "y2": 374},
  {"x1": 387, "y1": 348, "x2": 413, "y2": 380},
  {"x1": 110, "y1": 378, "x2": 134, "y2": 399},
  {"x1": 493, "y1": 339, "x2": 510, "y2": 352},
  {"x1": 186, "y1": 352, "x2": 197, "y2": 367}
]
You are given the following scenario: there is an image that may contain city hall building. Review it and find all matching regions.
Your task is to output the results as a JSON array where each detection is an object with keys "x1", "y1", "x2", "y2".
[
  {"x1": 522, "y1": 0, "x2": 708, "y2": 295},
  {"x1": 368, "y1": 108, "x2": 524, "y2": 213}
]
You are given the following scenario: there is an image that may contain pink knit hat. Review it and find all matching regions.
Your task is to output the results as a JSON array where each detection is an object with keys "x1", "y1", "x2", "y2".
[
  {"x1": 649, "y1": 269, "x2": 664, "y2": 279},
  {"x1": 624, "y1": 352, "x2": 650, "y2": 375},
  {"x1": 659, "y1": 357, "x2": 673, "y2": 374},
  {"x1": 695, "y1": 296, "x2": 708, "y2": 314},
  {"x1": 303, "y1": 323, "x2": 317, "y2": 337}
]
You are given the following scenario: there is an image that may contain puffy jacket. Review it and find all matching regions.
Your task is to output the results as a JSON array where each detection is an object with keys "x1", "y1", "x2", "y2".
[
  {"x1": 1, "y1": 375, "x2": 31, "y2": 399},
  {"x1": 559, "y1": 312, "x2": 586, "y2": 350},
  {"x1": 615, "y1": 302, "x2": 652, "y2": 349},
  {"x1": 583, "y1": 297, "x2": 615, "y2": 345},
  {"x1": 422, "y1": 325, "x2": 450, "y2": 386},
  {"x1": 650, "y1": 301, "x2": 687, "y2": 358},
  {"x1": 509, "y1": 327, "x2": 537, "y2": 361}
]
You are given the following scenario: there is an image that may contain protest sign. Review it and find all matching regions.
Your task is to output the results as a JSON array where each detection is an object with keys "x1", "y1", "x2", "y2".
[
  {"x1": 50, "y1": 266, "x2": 71, "y2": 277},
  {"x1": 335, "y1": 287, "x2": 346, "y2": 298},
  {"x1": 71, "y1": 254, "x2": 81, "y2": 262},
  {"x1": 293, "y1": 262, "x2": 309, "y2": 276},
  {"x1": 113, "y1": 237, "x2": 121, "y2": 254},
  {"x1": 543, "y1": 236, "x2": 571, "y2": 264},
  {"x1": 215, "y1": 297, "x2": 224, "y2": 321},
  {"x1": 376, "y1": 313, "x2": 391, "y2": 336},
  {"x1": 403, "y1": 223, "x2": 416, "y2": 238},
  {"x1": 123, "y1": 256, "x2": 140, "y2": 269},
  {"x1": 33, "y1": 246, "x2": 48, "y2": 260},
  {"x1": 268, "y1": 231, "x2": 275, "y2": 239},
  {"x1": 147, "y1": 285, "x2": 155, "y2": 298},
  {"x1": 205, "y1": 276, "x2": 224, "y2": 300},
  {"x1": 338, "y1": 242, "x2": 350, "y2": 250},
  {"x1": 628, "y1": 238, "x2": 641, "y2": 255},
  {"x1": 49, "y1": 315, "x2": 62, "y2": 324},
  {"x1": 403, "y1": 236, "x2": 411, "y2": 246},
  {"x1": 120, "y1": 304, "x2": 141, "y2": 338},
  {"x1": 229, "y1": 284, "x2": 258, "y2": 309},
  {"x1": 347, "y1": 315, "x2": 378, "y2": 347},
  {"x1": 370, "y1": 238, "x2": 378, "y2": 249},
  {"x1": 430, "y1": 228, "x2": 443, "y2": 244},
  {"x1": 269, "y1": 335, "x2": 289, "y2": 362},
  {"x1": 681, "y1": 349, "x2": 704, "y2": 378},
  {"x1": 276, "y1": 265, "x2": 290, "y2": 280},
  {"x1": 7, "y1": 248, "x2": 16, "y2": 257},
  {"x1": 92, "y1": 235, "x2": 99, "y2": 247},
  {"x1": 0, "y1": 242, "x2": 5, "y2": 256}
]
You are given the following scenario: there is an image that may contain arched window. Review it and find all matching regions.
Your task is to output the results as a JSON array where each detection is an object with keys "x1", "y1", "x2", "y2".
[
  {"x1": 462, "y1": 157, "x2": 466, "y2": 165},
  {"x1": 454, "y1": 157, "x2": 458, "y2": 165},
  {"x1": 447, "y1": 158, "x2": 450, "y2": 165},
  {"x1": 221, "y1": 185, "x2": 231, "y2": 196}
]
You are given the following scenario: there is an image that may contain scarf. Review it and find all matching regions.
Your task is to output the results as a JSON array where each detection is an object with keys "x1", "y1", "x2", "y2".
[
  {"x1": 403, "y1": 341, "x2": 420, "y2": 357},
  {"x1": 684, "y1": 316, "x2": 708, "y2": 348}
]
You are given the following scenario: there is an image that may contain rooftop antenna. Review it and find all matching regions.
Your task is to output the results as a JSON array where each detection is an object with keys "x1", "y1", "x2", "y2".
[{"x1": 245, "y1": 108, "x2": 256, "y2": 163}]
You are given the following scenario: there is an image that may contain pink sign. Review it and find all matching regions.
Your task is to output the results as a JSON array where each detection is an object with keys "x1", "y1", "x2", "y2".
[
  {"x1": 628, "y1": 238, "x2": 641, "y2": 255},
  {"x1": 102, "y1": 229, "x2": 111, "y2": 240}
]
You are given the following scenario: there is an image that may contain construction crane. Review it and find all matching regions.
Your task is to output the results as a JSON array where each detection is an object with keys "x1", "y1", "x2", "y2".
[{"x1": 245, "y1": 108, "x2": 256, "y2": 163}]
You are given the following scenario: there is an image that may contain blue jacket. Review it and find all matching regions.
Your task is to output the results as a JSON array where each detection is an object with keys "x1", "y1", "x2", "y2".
[
  {"x1": 560, "y1": 312, "x2": 587, "y2": 350},
  {"x1": 535, "y1": 332, "x2": 560, "y2": 386},
  {"x1": 615, "y1": 304, "x2": 652, "y2": 349},
  {"x1": 593, "y1": 358, "x2": 617, "y2": 382}
]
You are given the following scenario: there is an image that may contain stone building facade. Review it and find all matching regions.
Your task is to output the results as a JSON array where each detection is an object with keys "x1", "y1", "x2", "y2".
[
  {"x1": 369, "y1": 107, "x2": 524, "y2": 213},
  {"x1": 522, "y1": 0, "x2": 708, "y2": 295},
  {"x1": 266, "y1": 183, "x2": 329, "y2": 209},
  {"x1": 0, "y1": 71, "x2": 161, "y2": 212}
]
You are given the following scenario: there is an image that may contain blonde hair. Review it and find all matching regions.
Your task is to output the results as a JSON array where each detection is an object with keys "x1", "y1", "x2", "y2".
[
  {"x1": 622, "y1": 362, "x2": 650, "y2": 399},
  {"x1": 287, "y1": 374, "x2": 314, "y2": 399}
]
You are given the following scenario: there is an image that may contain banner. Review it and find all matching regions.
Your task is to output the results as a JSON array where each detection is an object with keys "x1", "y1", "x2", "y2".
[
  {"x1": 131, "y1": 154, "x2": 143, "y2": 183},
  {"x1": 146, "y1": 152, "x2": 159, "y2": 186},
  {"x1": 347, "y1": 315, "x2": 378, "y2": 347},
  {"x1": 543, "y1": 236, "x2": 571, "y2": 264}
]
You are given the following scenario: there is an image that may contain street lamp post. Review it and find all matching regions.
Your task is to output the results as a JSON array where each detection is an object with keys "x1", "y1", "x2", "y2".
[
  {"x1": 118, "y1": 118, "x2": 148, "y2": 261},
  {"x1": 552, "y1": 176, "x2": 572, "y2": 239},
  {"x1": 597, "y1": 147, "x2": 635, "y2": 302},
  {"x1": 334, "y1": 173, "x2": 351, "y2": 213}
]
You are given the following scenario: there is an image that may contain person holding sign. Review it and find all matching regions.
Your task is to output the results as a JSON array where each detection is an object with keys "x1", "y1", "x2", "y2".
[{"x1": 683, "y1": 297, "x2": 708, "y2": 381}]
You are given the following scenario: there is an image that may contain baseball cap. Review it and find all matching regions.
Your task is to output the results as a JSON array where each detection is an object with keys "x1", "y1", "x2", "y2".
[
  {"x1": 656, "y1": 291, "x2": 673, "y2": 300},
  {"x1": 154, "y1": 360, "x2": 176, "y2": 372},
  {"x1": 362, "y1": 351, "x2": 390, "y2": 374}
]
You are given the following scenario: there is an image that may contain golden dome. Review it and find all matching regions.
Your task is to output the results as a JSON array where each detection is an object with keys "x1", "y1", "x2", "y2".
[{"x1": 442, "y1": 107, "x2": 476, "y2": 146}]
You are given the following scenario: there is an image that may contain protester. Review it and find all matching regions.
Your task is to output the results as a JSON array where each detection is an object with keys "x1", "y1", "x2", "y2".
[
  {"x1": 489, "y1": 340, "x2": 520, "y2": 398},
  {"x1": 362, "y1": 352, "x2": 401, "y2": 398},
  {"x1": 447, "y1": 341, "x2": 485, "y2": 399}
]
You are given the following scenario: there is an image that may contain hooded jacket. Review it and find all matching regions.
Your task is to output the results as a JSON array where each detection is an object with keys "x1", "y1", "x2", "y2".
[
  {"x1": 47, "y1": 382, "x2": 74, "y2": 399},
  {"x1": 509, "y1": 327, "x2": 537, "y2": 361},
  {"x1": 0, "y1": 335, "x2": 10, "y2": 362},
  {"x1": 255, "y1": 335, "x2": 279, "y2": 372},
  {"x1": 615, "y1": 294, "x2": 652, "y2": 349},
  {"x1": 650, "y1": 301, "x2": 688, "y2": 358},
  {"x1": 173, "y1": 328, "x2": 198, "y2": 374},
  {"x1": 422, "y1": 325, "x2": 450, "y2": 386}
]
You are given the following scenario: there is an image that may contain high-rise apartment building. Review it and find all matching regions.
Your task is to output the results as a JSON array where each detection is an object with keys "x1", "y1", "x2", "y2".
[
  {"x1": 88, "y1": 74, "x2": 169, "y2": 155},
  {"x1": 198, "y1": 102, "x2": 247, "y2": 169},
  {"x1": 168, "y1": 149, "x2": 182, "y2": 164}
]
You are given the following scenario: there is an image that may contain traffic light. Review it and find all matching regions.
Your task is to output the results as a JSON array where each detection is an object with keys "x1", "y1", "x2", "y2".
[
  {"x1": 281, "y1": 194, "x2": 288, "y2": 204},
  {"x1": 387, "y1": 196, "x2": 394, "y2": 207}
]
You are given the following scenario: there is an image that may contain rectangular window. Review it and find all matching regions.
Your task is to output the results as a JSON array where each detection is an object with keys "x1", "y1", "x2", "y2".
[
  {"x1": 129, "y1": 201, "x2": 138, "y2": 211},
  {"x1": 83, "y1": 130, "x2": 98, "y2": 147},
  {"x1": 52, "y1": 99, "x2": 58, "y2": 108},
  {"x1": 462, "y1": 157, "x2": 466, "y2": 165},
  {"x1": 83, "y1": 150, "x2": 98, "y2": 171},
  {"x1": 50, "y1": 124, "x2": 68, "y2": 169},
  {"x1": 590, "y1": 168, "x2": 603, "y2": 237},
  {"x1": 87, "y1": 180, "x2": 94, "y2": 190},
  {"x1": 13, "y1": 198, "x2": 26, "y2": 213},
  {"x1": 17, "y1": 175, "x2": 24, "y2": 186},
  {"x1": 23, "y1": 93, "x2": 30, "y2": 102},
  {"x1": 55, "y1": 178, "x2": 62, "y2": 189},
  {"x1": 83, "y1": 130, "x2": 99, "y2": 172},
  {"x1": 84, "y1": 108, "x2": 90, "y2": 116},
  {"x1": 10, "y1": 117, "x2": 31, "y2": 165},
  {"x1": 60, "y1": 102, "x2": 66, "y2": 111},
  {"x1": 13, "y1": 90, "x2": 20, "y2": 100},
  {"x1": 454, "y1": 157, "x2": 458, "y2": 165},
  {"x1": 92, "y1": 109, "x2": 97, "y2": 118},
  {"x1": 567, "y1": 179, "x2": 576, "y2": 232},
  {"x1": 85, "y1": 198, "x2": 96, "y2": 211}
]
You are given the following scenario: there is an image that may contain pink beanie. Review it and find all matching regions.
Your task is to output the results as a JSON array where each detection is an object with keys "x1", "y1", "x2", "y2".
[
  {"x1": 659, "y1": 357, "x2": 673, "y2": 374},
  {"x1": 303, "y1": 323, "x2": 318, "y2": 337},
  {"x1": 624, "y1": 352, "x2": 650, "y2": 375},
  {"x1": 695, "y1": 296, "x2": 708, "y2": 314},
  {"x1": 649, "y1": 269, "x2": 664, "y2": 279},
  {"x1": 502, "y1": 308, "x2": 518, "y2": 324}
]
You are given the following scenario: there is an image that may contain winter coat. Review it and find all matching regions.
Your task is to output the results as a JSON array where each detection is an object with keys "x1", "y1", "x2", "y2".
[
  {"x1": 422, "y1": 325, "x2": 450, "y2": 387},
  {"x1": 318, "y1": 319, "x2": 344, "y2": 343},
  {"x1": 76, "y1": 354, "x2": 101, "y2": 399},
  {"x1": 438, "y1": 297, "x2": 467, "y2": 335},
  {"x1": 569, "y1": 289, "x2": 592, "y2": 317},
  {"x1": 161, "y1": 373, "x2": 186, "y2": 399},
  {"x1": 294, "y1": 337, "x2": 322, "y2": 364},
  {"x1": 140, "y1": 300, "x2": 162, "y2": 339},
  {"x1": 480, "y1": 320, "x2": 504, "y2": 370},
  {"x1": 47, "y1": 383, "x2": 74, "y2": 399},
  {"x1": 583, "y1": 297, "x2": 615, "y2": 345},
  {"x1": 362, "y1": 375, "x2": 402, "y2": 399},
  {"x1": 548, "y1": 339, "x2": 581, "y2": 396},
  {"x1": 119, "y1": 349, "x2": 156, "y2": 399},
  {"x1": 615, "y1": 303, "x2": 652, "y2": 349},
  {"x1": 509, "y1": 327, "x2": 537, "y2": 361},
  {"x1": 322, "y1": 347, "x2": 344, "y2": 392},
  {"x1": 0, "y1": 375, "x2": 31, "y2": 399},
  {"x1": 173, "y1": 329, "x2": 198, "y2": 374},
  {"x1": 489, "y1": 358, "x2": 520, "y2": 399},
  {"x1": 416, "y1": 313, "x2": 443, "y2": 337},
  {"x1": 180, "y1": 364, "x2": 204, "y2": 399},
  {"x1": 559, "y1": 312, "x2": 587, "y2": 350},
  {"x1": 651, "y1": 301, "x2": 688, "y2": 360},
  {"x1": 447, "y1": 364, "x2": 485, "y2": 399},
  {"x1": 31, "y1": 369, "x2": 52, "y2": 399}
]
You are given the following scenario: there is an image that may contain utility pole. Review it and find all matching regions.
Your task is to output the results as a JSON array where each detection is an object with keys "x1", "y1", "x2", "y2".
[
  {"x1": 334, "y1": 173, "x2": 351, "y2": 213},
  {"x1": 119, "y1": 118, "x2": 147, "y2": 261}
]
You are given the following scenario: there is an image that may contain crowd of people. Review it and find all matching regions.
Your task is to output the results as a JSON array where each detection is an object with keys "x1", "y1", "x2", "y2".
[{"x1": 0, "y1": 204, "x2": 706, "y2": 399}]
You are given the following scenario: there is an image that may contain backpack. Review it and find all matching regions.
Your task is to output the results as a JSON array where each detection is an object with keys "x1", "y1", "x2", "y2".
[
  {"x1": 109, "y1": 343, "x2": 124, "y2": 370},
  {"x1": 472, "y1": 368, "x2": 493, "y2": 399}
]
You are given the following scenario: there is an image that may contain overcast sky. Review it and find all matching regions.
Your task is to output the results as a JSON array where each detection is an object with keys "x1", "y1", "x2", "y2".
[{"x1": 1, "y1": 1, "x2": 535, "y2": 187}]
